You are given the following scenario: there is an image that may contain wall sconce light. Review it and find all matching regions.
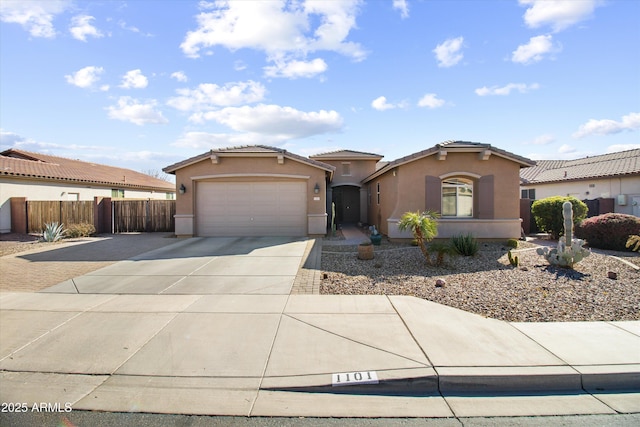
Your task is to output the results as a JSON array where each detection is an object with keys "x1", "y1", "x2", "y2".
[
  {"x1": 314, "y1": 183, "x2": 320, "y2": 194},
  {"x1": 179, "y1": 184, "x2": 186, "y2": 194}
]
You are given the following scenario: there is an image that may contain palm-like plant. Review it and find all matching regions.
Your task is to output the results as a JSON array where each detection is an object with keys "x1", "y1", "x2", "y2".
[{"x1": 397, "y1": 210, "x2": 440, "y2": 265}]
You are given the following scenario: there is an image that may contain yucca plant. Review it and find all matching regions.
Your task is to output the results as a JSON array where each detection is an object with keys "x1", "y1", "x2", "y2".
[
  {"x1": 450, "y1": 233, "x2": 478, "y2": 256},
  {"x1": 626, "y1": 235, "x2": 640, "y2": 252},
  {"x1": 42, "y1": 222, "x2": 65, "y2": 242}
]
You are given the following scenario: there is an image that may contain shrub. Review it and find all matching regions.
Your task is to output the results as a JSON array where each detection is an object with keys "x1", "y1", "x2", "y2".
[
  {"x1": 575, "y1": 213, "x2": 640, "y2": 251},
  {"x1": 65, "y1": 223, "x2": 96, "y2": 238},
  {"x1": 506, "y1": 238, "x2": 519, "y2": 249},
  {"x1": 531, "y1": 196, "x2": 587, "y2": 239},
  {"x1": 627, "y1": 235, "x2": 640, "y2": 252},
  {"x1": 450, "y1": 233, "x2": 478, "y2": 256},
  {"x1": 42, "y1": 222, "x2": 65, "y2": 242}
]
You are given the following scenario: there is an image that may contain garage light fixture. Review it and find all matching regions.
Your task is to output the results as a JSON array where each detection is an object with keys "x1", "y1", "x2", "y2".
[
  {"x1": 179, "y1": 184, "x2": 186, "y2": 194},
  {"x1": 314, "y1": 183, "x2": 320, "y2": 194}
]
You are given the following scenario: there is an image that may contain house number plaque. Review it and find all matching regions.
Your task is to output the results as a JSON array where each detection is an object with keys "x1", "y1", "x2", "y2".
[{"x1": 332, "y1": 371, "x2": 379, "y2": 387}]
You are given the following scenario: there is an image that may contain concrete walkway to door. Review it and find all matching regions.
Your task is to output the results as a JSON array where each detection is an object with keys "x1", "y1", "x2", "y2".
[{"x1": 0, "y1": 235, "x2": 639, "y2": 419}]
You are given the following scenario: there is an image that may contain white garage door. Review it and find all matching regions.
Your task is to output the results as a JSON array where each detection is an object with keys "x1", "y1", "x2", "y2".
[{"x1": 196, "y1": 181, "x2": 307, "y2": 236}]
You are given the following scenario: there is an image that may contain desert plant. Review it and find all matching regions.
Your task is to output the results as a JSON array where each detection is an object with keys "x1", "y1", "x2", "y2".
[
  {"x1": 428, "y1": 242, "x2": 453, "y2": 266},
  {"x1": 537, "y1": 201, "x2": 590, "y2": 268},
  {"x1": 42, "y1": 222, "x2": 65, "y2": 242},
  {"x1": 331, "y1": 202, "x2": 337, "y2": 236},
  {"x1": 507, "y1": 250, "x2": 519, "y2": 267},
  {"x1": 506, "y1": 238, "x2": 519, "y2": 249},
  {"x1": 531, "y1": 196, "x2": 588, "y2": 239},
  {"x1": 627, "y1": 235, "x2": 640, "y2": 252},
  {"x1": 397, "y1": 210, "x2": 440, "y2": 265},
  {"x1": 450, "y1": 233, "x2": 478, "y2": 256},
  {"x1": 65, "y1": 223, "x2": 96, "y2": 238},
  {"x1": 576, "y1": 213, "x2": 640, "y2": 251}
]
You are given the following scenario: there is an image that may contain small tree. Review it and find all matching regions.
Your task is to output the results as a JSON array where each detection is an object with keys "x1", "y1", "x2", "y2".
[
  {"x1": 397, "y1": 210, "x2": 440, "y2": 265},
  {"x1": 531, "y1": 196, "x2": 587, "y2": 239}
]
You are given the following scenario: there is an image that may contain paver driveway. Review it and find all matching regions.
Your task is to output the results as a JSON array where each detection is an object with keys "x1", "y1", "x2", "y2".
[{"x1": 43, "y1": 236, "x2": 309, "y2": 295}]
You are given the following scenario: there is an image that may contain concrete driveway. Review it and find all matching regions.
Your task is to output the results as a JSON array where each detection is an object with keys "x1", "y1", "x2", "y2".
[{"x1": 42, "y1": 236, "x2": 309, "y2": 295}]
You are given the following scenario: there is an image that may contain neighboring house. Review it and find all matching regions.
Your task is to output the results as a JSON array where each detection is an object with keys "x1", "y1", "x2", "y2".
[
  {"x1": 165, "y1": 141, "x2": 535, "y2": 240},
  {"x1": 0, "y1": 149, "x2": 176, "y2": 233},
  {"x1": 163, "y1": 145, "x2": 335, "y2": 237},
  {"x1": 520, "y1": 149, "x2": 640, "y2": 217},
  {"x1": 362, "y1": 141, "x2": 535, "y2": 239}
]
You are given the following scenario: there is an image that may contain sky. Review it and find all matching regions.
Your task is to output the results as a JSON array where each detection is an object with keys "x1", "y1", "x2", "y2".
[{"x1": 1, "y1": 0, "x2": 639, "y2": 180}]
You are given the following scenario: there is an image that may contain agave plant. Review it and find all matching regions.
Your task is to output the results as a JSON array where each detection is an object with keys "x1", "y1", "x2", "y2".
[{"x1": 42, "y1": 222, "x2": 65, "y2": 242}]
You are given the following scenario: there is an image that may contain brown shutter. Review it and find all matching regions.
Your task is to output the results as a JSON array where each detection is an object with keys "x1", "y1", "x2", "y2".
[
  {"x1": 478, "y1": 175, "x2": 494, "y2": 219},
  {"x1": 425, "y1": 176, "x2": 441, "y2": 213}
]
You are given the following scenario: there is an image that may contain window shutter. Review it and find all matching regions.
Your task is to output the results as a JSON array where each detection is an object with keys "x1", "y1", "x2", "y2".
[
  {"x1": 425, "y1": 176, "x2": 440, "y2": 212},
  {"x1": 478, "y1": 175, "x2": 494, "y2": 219}
]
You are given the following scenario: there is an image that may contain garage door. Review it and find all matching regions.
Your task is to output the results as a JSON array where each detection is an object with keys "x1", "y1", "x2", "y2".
[{"x1": 196, "y1": 181, "x2": 307, "y2": 236}]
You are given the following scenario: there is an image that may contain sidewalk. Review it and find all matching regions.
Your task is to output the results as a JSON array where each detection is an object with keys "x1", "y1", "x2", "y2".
[{"x1": 0, "y1": 233, "x2": 638, "y2": 418}]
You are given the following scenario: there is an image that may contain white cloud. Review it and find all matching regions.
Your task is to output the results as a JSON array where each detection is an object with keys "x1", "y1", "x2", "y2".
[
  {"x1": 558, "y1": 144, "x2": 576, "y2": 154},
  {"x1": 69, "y1": 14, "x2": 103, "y2": 42},
  {"x1": 0, "y1": 0, "x2": 70, "y2": 38},
  {"x1": 65, "y1": 66, "x2": 105, "y2": 89},
  {"x1": 119, "y1": 69, "x2": 149, "y2": 89},
  {"x1": 172, "y1": 131, "x2": 267, "y2": 149},
  {"x1": 264, "y1": 58, "x2": 328, "y2": 79},
  {"x1": 170, "y1": 71, "x2": 188, "y2": 82},
  {"x1": 512, "y1": 35, "x2": 559, "y2": 64},
  {"x1": 193, "y1": 104, "x2": 343, "y2": 139},
  {"x1": 107, "y1": 97, "x2": 168, "y2": 126},
  {"x1": 529, "y1": 134, "x2": 556, "y2": 145},
  {"x1": 607, "y1": 144, "x2": 640, "y2": 153},
  {"x1": 433, "y1": 36, "x2": 464, "y2": 68},
  {"x1": 180, "y1": 0, "x2": 365, "y2": 78},
  {"x1": 417, "y1": 93, "x2": 445, "y2": 109},
  {"x1": 0, "y1": 129, "x2": 105, "y2": 152},
  {"x1": 371, "y1": 96, "x2": 397, "y2": 111},
  {"x1": 519, "y1": 0, "x2": 601, "y2": 32},
  {"x1": 475, "y1": 83, "x2": 540, "y2": 96},
  {"x1": 572, "y1": 112, "x2": 640, "y2": 138},
  {"x1": 393, "y1": 0, "x2": 409, "y2": 19},
  {"x1": 167, "y1": 81, "x2": 266, "y2": 113}
]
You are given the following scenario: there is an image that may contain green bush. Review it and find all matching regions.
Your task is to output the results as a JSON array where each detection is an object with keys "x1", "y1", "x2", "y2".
[
  {"x1": 531, "y1": 196, "x2": 587, "y2": 239},
  {"x1": 65, "y1": 223, "x2": 96, "y2": 238},
  {"x1": 450, "y1": 233, "x2": 478, "y2": 256},
  {"x1": 506, "y1": 238, "x2": 519, "y2": 249},
  {"x1": 575, "y1": 213, "x2": 640, "y2": 251}
]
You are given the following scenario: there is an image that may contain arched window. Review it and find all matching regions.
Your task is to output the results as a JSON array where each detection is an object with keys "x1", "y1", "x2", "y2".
[{"x1": 442, "y1": 178, "x2": 473, "y2": 217}]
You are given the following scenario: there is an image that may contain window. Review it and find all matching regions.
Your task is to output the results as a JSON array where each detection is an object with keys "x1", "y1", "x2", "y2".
[
  {"x1": 376, "y1": 182, "x2": 380, "y2": 205},
  {"x1": 111, "y1": 189, "x2": 124, "y2": 198},
  {"x1": 341, "y1": 162, "x2": 351, "y2": 176},
  {"x1": 442, "y1": 178, "x2": 473, "y2": 217},
  {"x1": 521, "y1": 189, "x2": 535, "y2": 199}
]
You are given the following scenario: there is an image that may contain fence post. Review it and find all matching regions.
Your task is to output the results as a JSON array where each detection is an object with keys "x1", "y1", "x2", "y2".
[{"x1": 10, "y1": 197, "x2": 28, "y2": 234}]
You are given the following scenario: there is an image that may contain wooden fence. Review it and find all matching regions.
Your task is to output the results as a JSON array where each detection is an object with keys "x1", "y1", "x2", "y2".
[
  {"x1": 15, "y1": 198, "x2": 175, "y2": 234},
  {"x1": 26, "y1": 201, "x2": 94, "y2": 233},
  {"x1": 113, "y1": 200, "x2": 175, "y2": 233}
]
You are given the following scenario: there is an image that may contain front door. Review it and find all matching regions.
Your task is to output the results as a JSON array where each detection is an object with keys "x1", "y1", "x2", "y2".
[{"x1": 333, "y1": 186, "x2": 360, "y2": 224}]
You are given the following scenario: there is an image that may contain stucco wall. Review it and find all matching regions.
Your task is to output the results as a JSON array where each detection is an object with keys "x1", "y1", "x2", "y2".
[
  {"x1": 367, "y1": 152, "x2": 523, "y2": 239},
  {"x1": 520, "y1": 176, "x2": 640, "y2": 216},
  {"x1": 320, "y1": 159, "x2": 379, "y2": 186},
  {"x1": 172, "y1": 155, "x2": 329, "y2": 236},
  {"x1": 0, "y1": 178, "x2": 173, "y2": 233}
]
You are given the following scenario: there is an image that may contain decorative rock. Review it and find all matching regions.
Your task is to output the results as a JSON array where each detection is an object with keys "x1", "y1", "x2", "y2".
[
  {"x1": 608, "y1": 271, "x2": 618, "y2": 280},
  {"x1": 435, "y1": 278, "x2": 446, "y2": 288}
]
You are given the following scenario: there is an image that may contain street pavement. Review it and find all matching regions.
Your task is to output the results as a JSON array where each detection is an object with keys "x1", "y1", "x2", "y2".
[{"x1": 0, "y1": 235, "x2": 638, "y2": 421}]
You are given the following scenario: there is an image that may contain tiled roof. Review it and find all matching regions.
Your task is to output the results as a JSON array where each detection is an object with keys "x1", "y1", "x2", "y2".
[
  {"x1": 163, "y1": 145, "x2": 336, "y2": 173},
  {"x1": 309, "y1": 149, "x2": 384, "y2": 160},
  {"x1": 1, "y1": 149, "x2": 175, "y2": 191},
  {"x1": 363, "y1": 140, "x2": 535, "y2": 183},
  {"x1": 520, "y1": 149, "x2": 640, "y2": 184}
]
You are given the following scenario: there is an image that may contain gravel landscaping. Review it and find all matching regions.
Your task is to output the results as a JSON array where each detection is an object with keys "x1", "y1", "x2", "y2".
[{"x1": 321, "y1": 239, "x2": 640, "y2": 322}]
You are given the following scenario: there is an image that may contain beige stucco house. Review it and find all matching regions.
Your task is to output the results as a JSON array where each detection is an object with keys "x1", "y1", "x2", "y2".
[
  {"x1": 520, "y1": 149, "x2": 640, "y2": 217},
  {"x1": 163, "y1": 146, "x2": 334, "y2": 237},
  {"x1": 362, "y1": 141, "x2": 535, "y2": 239},
  {"x1": 165, "y1": 141, "x2": 534, "y2": 240}
]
